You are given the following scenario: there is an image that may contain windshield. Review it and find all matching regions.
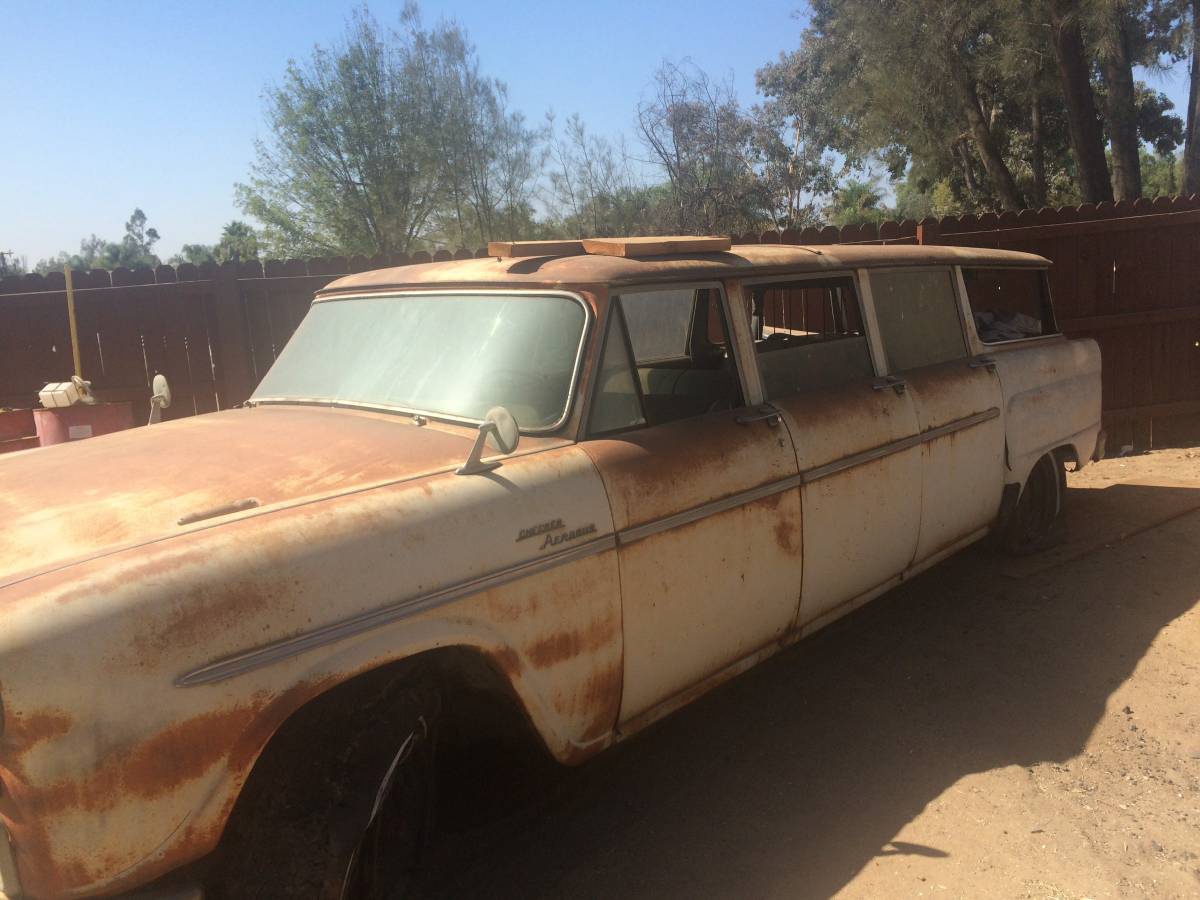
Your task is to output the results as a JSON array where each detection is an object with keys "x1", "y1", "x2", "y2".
[{"x1": 251, "y1": 292, "x2": 588, "y2": 430}]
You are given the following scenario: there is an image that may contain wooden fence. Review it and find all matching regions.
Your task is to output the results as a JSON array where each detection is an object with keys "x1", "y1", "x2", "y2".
[{"x1": 3, "y1": 194, "x2": 1200, "y2": 447}]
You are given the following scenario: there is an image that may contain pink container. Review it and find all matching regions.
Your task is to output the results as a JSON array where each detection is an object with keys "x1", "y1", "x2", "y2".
[{"x1": 34, "y1": 402, "x2": 136, "y2": 446}]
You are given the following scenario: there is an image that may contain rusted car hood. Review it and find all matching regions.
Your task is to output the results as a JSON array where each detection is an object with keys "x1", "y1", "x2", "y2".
[{"x1": 0, "y1": 405, "x2": 479, "y2": 588}]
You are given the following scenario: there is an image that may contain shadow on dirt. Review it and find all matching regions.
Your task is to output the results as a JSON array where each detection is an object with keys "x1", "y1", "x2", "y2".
[{"x1": 422, "y1": 483, "x2": 1200, "y2": 899}]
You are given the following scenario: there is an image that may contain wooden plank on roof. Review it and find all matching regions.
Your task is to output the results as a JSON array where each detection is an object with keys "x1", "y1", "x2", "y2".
[
  {"x1": 487, "y1": 240, "x2": 586, "y2": 258},
  {"x1": 581, "y1": 235, "x2": 732, "y2": 258}
]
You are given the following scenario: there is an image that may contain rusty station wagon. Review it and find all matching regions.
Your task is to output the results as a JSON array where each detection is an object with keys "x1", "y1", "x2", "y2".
[{"x1": 0, "y1": 236, "x2": 1103, "y2": 898}]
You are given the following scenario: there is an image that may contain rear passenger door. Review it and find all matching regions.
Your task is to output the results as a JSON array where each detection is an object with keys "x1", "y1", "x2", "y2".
[
  {"x1": 743, "y1": 275, "x2": 924, "y2": 630},
  {"x1": 581, "y1": 284, "x2": 803, "y2": 724},
  {"x1": 867, "y1": 268, "x2": 1006, "y2": 562}
]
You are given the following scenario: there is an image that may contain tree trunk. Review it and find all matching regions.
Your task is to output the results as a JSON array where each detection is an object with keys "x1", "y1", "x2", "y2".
[
  {"x1": 1049, "y1": 1, "x2": 1114, "y2": 203},
  {"x1": 1184, "y1": 0, "x2": 1200, "y2": 194},
  {"x1": 956, "y1": 139, "x2": 982, "y2": 201},
  {"x1": 952, "y1": 71, "x2": 1026, "y2": 210},
  {"x1": 1100, "y1": 7, "x2": 1142, "y2": 200},
  {"x1": 1031, "y1": 93, "x2": 1048, "y2": 207}
]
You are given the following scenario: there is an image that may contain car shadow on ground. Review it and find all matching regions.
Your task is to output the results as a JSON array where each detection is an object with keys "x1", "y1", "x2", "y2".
[{"x1": 422, "y1": 482, "x2": 1200, "y2": 899}]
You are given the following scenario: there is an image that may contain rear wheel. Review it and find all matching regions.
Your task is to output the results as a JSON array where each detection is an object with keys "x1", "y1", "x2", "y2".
[{"x1": 1003, "y1": 452, "x2": 1066, "y2": 555}]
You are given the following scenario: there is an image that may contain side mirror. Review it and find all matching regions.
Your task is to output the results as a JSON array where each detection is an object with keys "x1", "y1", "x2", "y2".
[{"x1": 456, "y1": 406, "x2": 520, "y2": 475}]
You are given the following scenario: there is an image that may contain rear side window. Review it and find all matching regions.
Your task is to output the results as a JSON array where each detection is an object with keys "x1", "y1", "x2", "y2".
[
  {"x1": 869, "y1": 269, "x2": 966, "y2": 372},
  {"x1": 748, "y1": 277, "x2": 875, "y2": 398},
  {"x1": 962, "y1": 268, "x2": 1058, "y2": 343}
]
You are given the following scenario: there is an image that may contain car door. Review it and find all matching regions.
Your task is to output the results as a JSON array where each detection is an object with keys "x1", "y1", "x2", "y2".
[
  {"x1": 866, "y1": 267, "x2": 1006, "y2": 563},
  {"x1": 740, "y1": 274, "x2": 924, "y2": 631},
  {"x1": 579, "y1": 283, "x2": 803, "y2": 724}
]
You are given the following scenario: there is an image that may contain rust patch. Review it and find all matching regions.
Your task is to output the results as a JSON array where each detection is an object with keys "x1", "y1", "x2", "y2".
[
  {"x1": 126, "y1": 578, "x2": 280, "y2": 669},
  {"x1": 4, "y1": 674, "x2": 344, "y2": 898},
  {"x1": 773, "y1": 515, "x2": 799, "y2": 554},
  {"x1": 525, "y1": 616, "x2": 618, "y2": 669},
  {"x1": 0, "y1": 709, "x2": 72, "y2": 755},
  {"x1": 575, "y1": 660, "x2": 623, "y2": 741}
]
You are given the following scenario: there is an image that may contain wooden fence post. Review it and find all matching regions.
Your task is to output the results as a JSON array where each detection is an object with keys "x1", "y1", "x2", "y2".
[{"x1": 209, "y1": 262, "x2": 256, "y2": 409}]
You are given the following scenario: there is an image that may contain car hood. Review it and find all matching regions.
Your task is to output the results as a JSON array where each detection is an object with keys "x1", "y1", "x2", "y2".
[{"x1": 0, "y1": 405, "x2": 482, "y2": 588}]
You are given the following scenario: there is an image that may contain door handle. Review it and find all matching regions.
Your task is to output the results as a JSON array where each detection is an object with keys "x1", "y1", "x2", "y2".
[
  {"x1": 736, "y1": 405, "x2": 782, "y2": 427},
  {"x1": 969, "y1": 356, "x2": 997, "y2": 370},
  {"x1": 872, "y1": 376, "x2": 907, "y2": 396}
]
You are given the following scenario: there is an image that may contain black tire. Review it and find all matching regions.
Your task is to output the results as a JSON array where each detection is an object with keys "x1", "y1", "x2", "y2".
[
  {"x1": 1003, "y1": 452, "x2": 1066, "y2": 556},
  {"x1": 208, "y1": 673, "x2": 439, "y2": 900}
]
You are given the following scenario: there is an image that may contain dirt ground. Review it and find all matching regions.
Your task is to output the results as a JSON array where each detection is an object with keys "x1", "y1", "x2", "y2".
[{"x1": 424, "y1": 449, "x2": 1200, "y2": 899}]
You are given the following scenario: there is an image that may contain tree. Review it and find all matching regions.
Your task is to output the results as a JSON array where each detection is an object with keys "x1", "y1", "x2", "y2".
[
  {"x1": 637, "y1": 60, "x2": 770, "y2": 234},
  {"x1": 238, "y1": 7, "x2": 440, "y2": 257},
  {"x1": 408, "y1": 15, "x2": 545, "y2": 249},
  {"x1": 824, "y1": 178, "x2": 889, "y2": 226},
  {"x1": 238, "y1": 4, "x2": 541, "y2": 257},
  {"x1": 0, "y1": 251, "x2": 25, "y2": 277},
  {"x1": 1044, "y1": 0, "x2": 1116, "y2": 202},
  {"x1": 1181, "y1": 0, "x2": 1200, "y2": 192},
  {"x1": 169, "y1": 221, "x2": 261, "y2": 266},
  {"x1": 34, "y1": 209, "x2": 162, "y2": 273},
  {"x1": 759, "y1": 1, "x2": 1029, "y2": 213}
]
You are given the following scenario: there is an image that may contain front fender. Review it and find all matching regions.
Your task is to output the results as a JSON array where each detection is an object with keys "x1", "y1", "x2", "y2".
[{"x1": 0, "y1": 445, "x2": 620, "y2": 897}]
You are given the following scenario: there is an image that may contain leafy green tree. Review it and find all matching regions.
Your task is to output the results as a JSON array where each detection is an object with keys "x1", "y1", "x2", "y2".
[
  {"x1": 35, "y1": 209, "x2": 161, "y2": 273},
  {"x1": 171, "y1": 244, "x2": 217, "y2": 266},
  {"x1": 239, "y1": 4, "x2": 541, "y2": 257},
  {"x1": 0, "y1": 251, "x2": 25, "y2": 276},
  {"x1": 760, "y1": 1, "x2": 1028, "y2": 211},
  {"x1": 824, "y1": 178, "x2": 889, "y2": 226},
  {"x1": 764, "y1": 0, "x2": 1186, "y2": 212},
  {"x1": 170, "y1": 221, "x2": 262, "y2": 266},
  {"x1": 1141, "y1": 148, "x2": 1182, "y2": 195}
]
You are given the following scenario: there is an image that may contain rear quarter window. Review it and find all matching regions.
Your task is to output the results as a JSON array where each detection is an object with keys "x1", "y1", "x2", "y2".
[
  {"x1": 869, "y1": 269, "x2": 966, "y2": 372},
  {"x1": 962, "y1": 268, "x2": 1058, "y2": 343}
]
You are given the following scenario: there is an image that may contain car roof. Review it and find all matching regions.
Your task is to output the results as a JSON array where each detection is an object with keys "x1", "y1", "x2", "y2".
[{"x1": 317, "y1": 243, "x2": 1050, "y2": 297}]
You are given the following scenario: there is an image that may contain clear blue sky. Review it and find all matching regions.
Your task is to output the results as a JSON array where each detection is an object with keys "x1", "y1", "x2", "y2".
[{"x1": 2, "y1": 1, "x2": 1192, "y2": 265}]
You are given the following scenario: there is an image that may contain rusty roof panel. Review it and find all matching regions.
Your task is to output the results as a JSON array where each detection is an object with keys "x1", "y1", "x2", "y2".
[{"x1": 318, "y1": 244, "x2": 1052, "y2": 297}]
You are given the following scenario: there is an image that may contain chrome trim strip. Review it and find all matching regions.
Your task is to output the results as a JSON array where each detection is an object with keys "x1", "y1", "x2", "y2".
[
  {"x1": 617, "y1": 476, "x2": 803, "y2": 546},
  {"x1": 804, "y1": 407, "x2": 999, "y2": 483},
  {"x1": 177, "y1": 534, "x2": 617, "y2": 687},
  {"x1": 179, "y1": 407, "x2": 999, "y2": 685},
  {"x1": 616, "y1": 407, "x2": 1000, "y2": 546}
]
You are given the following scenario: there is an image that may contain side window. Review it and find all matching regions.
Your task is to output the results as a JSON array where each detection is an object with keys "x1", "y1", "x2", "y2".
[
  {"x1": 962, "y1": 268, "x2": 1058, "y2": 343},
  {"x1": 869, "y1": 269, "x2": 967, "y2": 372},
  {"x1": 748, "y1": 277, "x2": 875, "y2": 398},
  {"x1": 589, "y1": 304, "x2": 646, "y2": 436},
  {"x1": 617, "y1": 288, "x2": 742, "y2": 426},
  {"x1": 621, "y1": 288, "x2": 694, "y2": 362}
]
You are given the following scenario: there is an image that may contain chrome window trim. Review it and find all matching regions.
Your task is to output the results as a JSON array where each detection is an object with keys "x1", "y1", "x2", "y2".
[
  {"x1": 581, "y1": 295, "x2": 650, "y2": 439},
  {"x1": 178, "y1": 407, "x2": 999, "y2": 686},
  {"x1": 251, "y1": 289, "x2": 593, "y2": 435}
]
